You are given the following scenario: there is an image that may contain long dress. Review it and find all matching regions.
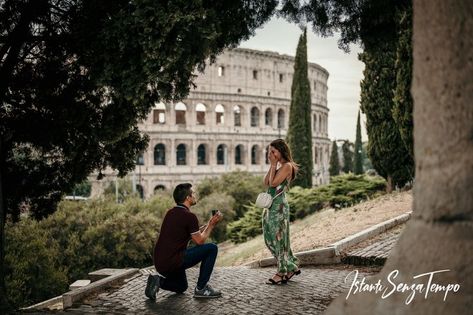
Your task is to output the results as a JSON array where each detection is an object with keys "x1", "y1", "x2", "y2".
[{"x1": 262, "y1": 179, "x2": 299, "y2": 274}]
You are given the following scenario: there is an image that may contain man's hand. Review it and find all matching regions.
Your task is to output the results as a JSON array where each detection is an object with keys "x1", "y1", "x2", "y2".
[
  {"x1": 209, "y1": 211, "x2": 223, "y2": 226},
  {"x1": 192, "y1": 211, "x2": 223, "y2": 245}
]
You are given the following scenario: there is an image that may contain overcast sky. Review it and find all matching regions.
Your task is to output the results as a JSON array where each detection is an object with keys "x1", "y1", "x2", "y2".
[{"x1": 238, "y1": 17, "x2": 367, "y2": 142}]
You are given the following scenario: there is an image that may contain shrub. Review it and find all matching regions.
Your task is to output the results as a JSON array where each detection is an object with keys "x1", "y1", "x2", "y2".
[
  {"x1": 39, "y1": 197, "x2": 161, "y2": 281},
  {"x1": 192, "y1": 192, "x2": 236, "y2": 243},
  {"x1": 227, "y1": 174, "x2": 386, "y2": 243},
  {"x1": 4, "y1": 220, "x2": 68, "y2": 308},
  {"x1": 197, "y1": 171, "x2": 264, "y2": 218},
  {"x1": 227, "y1": 204, "x2": 263, "y2": 243}
]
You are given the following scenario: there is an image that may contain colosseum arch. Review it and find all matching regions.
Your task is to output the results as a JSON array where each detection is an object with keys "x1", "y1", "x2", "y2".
[
  {"x1": 176, "y1": 143, "x2": 187, "y2": 165},
  {"x1": 154, "y1": 143, "x2": 166, "y2": 165},
  {"x1": 251, "y1": 145, "x2": 260, "y2": 165},
  {"x1": 215, "y1": 104, "x2": 225, "y2": 125},
  {"x1": 175, "y1": 102, "x2": 187, "y2": 125},
  {"x1": 153, "y1": 102, "x2": 166, "y2": 124},
  {"x1": 277, "y1": 109, "x2": 285, "y2": 129},
  {"x1": 235, "y1": 144, "x2": 245, "y2": 165},
  {"x1": 197, "y1": 143, "x2": 208, "y2": 165},
  {"x1": 233, "y1": 105, "x2": 242, "y2": 126},
  {"x1": 195, "y1": 103, "x2": 206, "y2": 125},
  {"x1": 216, "y1": 144, "x2": 228, "y2": 165},
  {"x1": 153, "y1": 185, "x2": 166, "y2": 193},
  {"x1": 265, "y1": 108, "x2": 273, "y2": 127},
  {"x1": 250, "y1": 107, "x2": 260, "y2": 127}
]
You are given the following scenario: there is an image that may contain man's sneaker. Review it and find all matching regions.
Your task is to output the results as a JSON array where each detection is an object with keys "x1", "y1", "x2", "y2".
[
  {"x1": 193, "y1": 284, "x2": 222, "y2": 298},
  {"x1": 145, "y1": 274, "x2": 161, "y2": 300}
]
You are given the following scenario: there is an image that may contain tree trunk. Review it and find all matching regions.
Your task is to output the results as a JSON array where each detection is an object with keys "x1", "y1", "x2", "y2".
[
  {"x1": 325, "y1": 0, "x2": 473, "y2": 314},
  {"x1": 386, "y1": 175, "x2": 393, "y2": 193}
]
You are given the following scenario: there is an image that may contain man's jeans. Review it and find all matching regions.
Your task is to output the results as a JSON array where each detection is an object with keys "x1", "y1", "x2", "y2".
[{"x1": 160, "y1": 243, "x2": 218, "y2": 293}]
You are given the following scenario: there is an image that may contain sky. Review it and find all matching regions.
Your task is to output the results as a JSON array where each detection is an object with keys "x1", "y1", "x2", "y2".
[{"x1": 238, "y1": 17, "x2": 367, "y2": 142}]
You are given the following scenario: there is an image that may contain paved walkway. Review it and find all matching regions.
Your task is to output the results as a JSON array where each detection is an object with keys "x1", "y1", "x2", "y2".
[
  {"x1": 29, "y1": 225, "x2": 406, "y2": 314},
  {"x1": 341, "y1": 225, "x2": 405, "y2": 266},
  {"x1": 57, "y1": 265, "x2": 380, "y2": 315}
]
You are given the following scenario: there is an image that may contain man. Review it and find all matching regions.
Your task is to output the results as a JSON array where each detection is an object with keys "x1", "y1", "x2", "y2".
[{"x1": 145, "y1": 183, "x2": 223, "y2": 300}]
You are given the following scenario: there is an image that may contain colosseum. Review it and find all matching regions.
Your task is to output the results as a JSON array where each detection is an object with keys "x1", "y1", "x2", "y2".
[{"x1": 91, "y1": 48, "x2": 331, "y2": 198}]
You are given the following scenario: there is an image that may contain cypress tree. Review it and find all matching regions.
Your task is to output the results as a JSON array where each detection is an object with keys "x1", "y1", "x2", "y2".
[
  {"x1": 393, "y1": 6, "x2": 415, "y2": 177},
  {"x1": 342, "y1": 141, "x2": 354, "y2": 173},
  {"x1": 354, "y1": 111, "x2": 364, "y2": 174},
  {"x1": 287, "y1": 28, "x2": 313, "y2": 187},
  {"x1": 329, "y1": 141, "x2": 340, "y2": 176},
  {"x1": 359, "y1": 42, "x2": 413, "y2": 191}
]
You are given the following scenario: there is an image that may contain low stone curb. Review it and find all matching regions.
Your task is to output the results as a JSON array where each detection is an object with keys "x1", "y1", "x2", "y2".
[
  {"x1": 21, "y1": 295, "x2": 63, "y2": 311},
  {"x1": 245, "y1": 211, "x2": 412, "y2": 268},
  {"x1": 62, "y1": 268, "x2": 139, "y2": 309}
]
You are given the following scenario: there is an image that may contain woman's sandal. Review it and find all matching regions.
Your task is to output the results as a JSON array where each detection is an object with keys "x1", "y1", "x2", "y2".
[
  {"x1": 265, "y1": 273, "x2": 288, "y2": 285},
  {"x1": 286, "y1": 269, "x2": 301, "y2": 281}
]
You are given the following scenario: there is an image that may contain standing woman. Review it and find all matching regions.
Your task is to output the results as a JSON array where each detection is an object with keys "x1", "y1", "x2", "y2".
[{"x1": 263, "y1": 139, "x2": 301, "y2": 284}]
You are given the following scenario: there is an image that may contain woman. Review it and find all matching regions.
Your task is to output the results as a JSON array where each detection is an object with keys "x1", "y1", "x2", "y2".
[{"x1": 263, "y1": 139, "x2": 301, "y2": 285}]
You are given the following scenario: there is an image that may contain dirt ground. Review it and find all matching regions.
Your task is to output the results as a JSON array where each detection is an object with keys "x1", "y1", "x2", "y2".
[{"x1": 216, "y1": 190, "x2": 413, "y2": 266}]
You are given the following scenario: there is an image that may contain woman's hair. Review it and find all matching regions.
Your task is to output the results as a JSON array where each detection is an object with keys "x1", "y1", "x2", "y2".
[{"x1": 270, "y1": 139, "x2": 299, "y2": 181}]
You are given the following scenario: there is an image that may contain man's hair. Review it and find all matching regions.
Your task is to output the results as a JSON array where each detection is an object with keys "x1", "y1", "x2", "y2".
[{"x1": 173, "y1": 183, "x2": 192, "y2": 204}]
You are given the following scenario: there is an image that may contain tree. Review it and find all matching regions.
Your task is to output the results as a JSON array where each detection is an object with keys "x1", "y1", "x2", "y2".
[
  {"x1": 341, "y1": 141, "x2": 354, "y2": 173},
  {"x1": 0, "y1": 0, "x2": 278, "y2": 308},
  {"x1": 287, "y1": 28, "x2": 313, "y2": 188},
  {"x1": 326, "y1": 1, "x2": 473, "y2": 313},
  {"x1": 329, "y1": 141, "x2": 340, "y2": 176},
  {"x1": 359, "y1": 45, "x2": 413, "y2": 191},
  {"x1": 392, "y1": 5, "x2": 414, "y2": 172},
  {"x1": 354, "y1": 111, "x2": 363, "y2": 174}
]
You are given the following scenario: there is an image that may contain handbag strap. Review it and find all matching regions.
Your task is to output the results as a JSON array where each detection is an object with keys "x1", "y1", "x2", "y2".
[{"x1": 270, "y1": 188, "x2": 285, "y2": 201}]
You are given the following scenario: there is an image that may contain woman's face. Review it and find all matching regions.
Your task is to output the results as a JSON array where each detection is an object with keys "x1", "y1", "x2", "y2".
[{"x1": 270, "y1": 146, "x2": 282, "y2": 161}]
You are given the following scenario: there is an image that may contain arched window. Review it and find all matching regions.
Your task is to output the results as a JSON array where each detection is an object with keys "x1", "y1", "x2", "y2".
[
  {"x1": 196, "y1": 103, "x2": 206, "y2": 125},
  {"x1": 154, "y1": 185, "x2": 166, "y2": 192},
  {"x1": 136, "y1": 153, "x2": 144, "y2": 165},
  {"x1": 318, "y1": 115, "x2": 322, "y2": 133},
  {"x1": 313, "y1": 114, "x2": 317, "y2": 131},
  {"x1": 215, "y1": 104, "x2": 225, "y2": 125},
  {"x1": 251, "y1": 145, "x2": 259, "y2": 165},
  {"x1": 175, "y1": 102, "x2": 187, "y2": 125},
  {"x1": 217, "y1": 144, "x2": 227, "y2": 165},
  {"x1": 176, "y1": 144, "x2": 186, "y2": 165},
  {"x1": 314, "y1": 146, "x2": 318, "y2": 164},
  {"x1": 153, "y1": 102, "x2": 166, "y2": 124},
  {"x1": 265, "y1": 146, "x2": 269, "y2": 164},
  {"x1": 154, "y1": 143, "x2": 165, "y2": 165},
  {"x1": 235, "y1": 145, "x2": 243, "y2": 165},
  {"x1": 197, "y1": 144, "x2": 207, "y2": 165},
  {"x1": 233, "y1": 105, "x2": 241, "y2": 126},
  {"x1": 136, "y1": 184, "x2": 144, "y2": 199},
  {"x1": 251, "y1": 107, "x2": 259, "y2": 127},
  {"x1": 265, "y1": 108, "x2": 272, "y2": 126},
  {"x1": 277, "y1": 109, "x2": 285, "y2": 129}
]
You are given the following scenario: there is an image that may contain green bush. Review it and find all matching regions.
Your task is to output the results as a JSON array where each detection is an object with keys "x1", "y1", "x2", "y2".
[
  {"x1": 197, "y1": 171, "x2": 264, "y2": 218},
  {"x1": 227, "y1": 204, "x2": 263, "y2": 243},
  {"x1": 5, "y1": 220, "x2": 68, "y2": 308},
  {"x1": 192, "y1": 192, "x2": 236, "y2": 243},
  {"x1": 227, "y1": 174, "x2": 386, "y2": 243},
  {"x1": 39, "y1": 197, "x2": 161, "y2": 281}
]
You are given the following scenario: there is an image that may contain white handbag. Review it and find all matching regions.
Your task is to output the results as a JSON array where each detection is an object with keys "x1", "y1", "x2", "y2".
[{"x1": 255, "y1": 190, "x2": 284, "y2": 208}]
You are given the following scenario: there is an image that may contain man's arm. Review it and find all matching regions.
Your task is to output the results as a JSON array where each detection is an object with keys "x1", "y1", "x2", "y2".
[{"x1": 191, "y1": 212, "x2": 222, "y2": 245}]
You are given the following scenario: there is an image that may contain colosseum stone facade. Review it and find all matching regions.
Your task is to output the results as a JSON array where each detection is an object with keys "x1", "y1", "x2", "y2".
[{"x1": 91, "y1": 48, "x2": 331, "y2": 198}]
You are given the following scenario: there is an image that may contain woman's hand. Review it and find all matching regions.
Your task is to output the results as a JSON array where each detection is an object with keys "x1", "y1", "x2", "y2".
[{"x1": 268, "y1": 150, "x2": 278, "y2": 166}]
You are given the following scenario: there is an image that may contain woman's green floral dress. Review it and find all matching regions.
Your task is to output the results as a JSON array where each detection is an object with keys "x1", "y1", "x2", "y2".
[{"x1": 262, "y1": 179, "x2": 299, "y2": 274}]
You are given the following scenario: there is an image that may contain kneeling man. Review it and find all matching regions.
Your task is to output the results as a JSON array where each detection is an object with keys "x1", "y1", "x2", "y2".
[{"x1": 145, "y1": 183, "x2": 223, "y2": 299}]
